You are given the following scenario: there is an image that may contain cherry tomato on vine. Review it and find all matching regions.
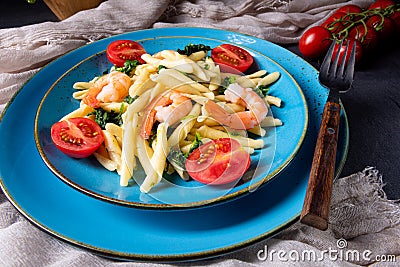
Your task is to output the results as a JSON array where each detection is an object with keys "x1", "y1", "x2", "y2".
[
  {"x1": 366, "y1": 15, "x2": 395, "y2": 40},
  {"x1": 368, "y1": 0, "x2": 396, "y2": 11},
  {"x1": 299, "y1": 26, "x2": 333, "y2": 59},
  {"x1": 211, "y1": 44, "x2": 254, "y2": 73},
  {"x1": 348, "y1": 24, "x2": 378, "y2": 52},
  {"x1": 321, "y1": 11, "x2": 349, "y2": 34},
  {"x1": 51, "y1": 118, "x2": 104, "y2": 158},
  {"x1": 332, "y1": 38, "x2": 363, "y2": 64},
  {"x1": 389, "y1": 10, "x2": 400, "y2": 33},
  {"x1": 336, "y1": 4, "x2": 363, "y2": 14},
  {"x1": 106, "y1": 40, "x2": 146, "y2": 67},
  {"x1": 185, "y1": 138, "x2": 251, "y2": 185}
]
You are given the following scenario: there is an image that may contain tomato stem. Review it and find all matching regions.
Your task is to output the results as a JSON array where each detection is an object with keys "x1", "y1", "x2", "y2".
[
  {"x1": 329, "y1": 5, "x2": 397, "y2": 41},
  {"x1": 375, "y1": 12, "x2": 386, "y2": 31}
]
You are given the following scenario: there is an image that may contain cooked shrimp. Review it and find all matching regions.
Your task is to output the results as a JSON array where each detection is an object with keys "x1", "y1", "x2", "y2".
[
  {"x1": 141, "y1": 90, "x2": 193, "y2": 139},
  {"x1": 83, "y1": 71, "x2": 131, "y2": 108},
  {"x1": 204, "y1": 83, "x2": 268, "y2": 130}
]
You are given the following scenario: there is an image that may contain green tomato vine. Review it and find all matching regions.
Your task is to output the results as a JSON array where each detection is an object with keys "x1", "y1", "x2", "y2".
[{"x1": 326, "y1": 4, "x2": 399, "y2": 42}]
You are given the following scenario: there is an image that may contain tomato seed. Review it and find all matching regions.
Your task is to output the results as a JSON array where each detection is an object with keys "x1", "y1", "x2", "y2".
[
  {"x1": 218, "y1": 54, "x2": 239, "y2": 65},
  {"x1": 59, "y1": 131, "x2": 84, "y2": 146},
  {"x1": 77, "y1": 123, "x2": 98, "y2": 137},
  {"x1": 197, "y1": 158, "x2": 207, "y2": 164}
]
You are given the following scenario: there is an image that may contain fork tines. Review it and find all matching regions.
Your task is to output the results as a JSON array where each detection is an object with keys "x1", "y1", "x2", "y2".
[{"x1": 320, "y1": 39, "x2": 356, "y2": 85}]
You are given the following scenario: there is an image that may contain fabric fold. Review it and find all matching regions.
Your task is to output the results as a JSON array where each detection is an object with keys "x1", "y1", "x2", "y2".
[
  {"x1": 0, "y1": 0, "x2": 170, "y2": 73},
  {"x1": 0, "y1": 0, "x2": 374, "y2": 114}
]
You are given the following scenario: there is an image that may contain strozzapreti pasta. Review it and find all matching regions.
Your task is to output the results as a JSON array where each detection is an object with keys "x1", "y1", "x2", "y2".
[{"x1": 58, "y1": 43, "x2": 283, "y2": 193}]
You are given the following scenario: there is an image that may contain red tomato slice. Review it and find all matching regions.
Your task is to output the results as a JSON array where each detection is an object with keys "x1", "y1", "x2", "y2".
[
  {"x1": 211, "y1": 44, "x2": 254, "y2": 73},
  {"x1": 185, "y1": 138, "x2": 251, "y2": 185},
  {"x1": 51, "y1": 118, "x2": 104, "y2": 158},
  {"x1": 106, "y1": 40, "x2": 146, "y2": 67}
]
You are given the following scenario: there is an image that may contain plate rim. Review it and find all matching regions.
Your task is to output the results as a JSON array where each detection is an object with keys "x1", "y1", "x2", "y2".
[
  {"x1": 33, "y1": 33, "x2": 309, "y2": 209},
  {"x1": 0, "y1": 182, "x2": 302, "y2": 261}
]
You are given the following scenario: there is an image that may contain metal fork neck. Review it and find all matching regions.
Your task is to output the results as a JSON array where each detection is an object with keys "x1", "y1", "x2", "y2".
[{"x1": 327, "y1": 89, "x2": 340, "y2": 103}]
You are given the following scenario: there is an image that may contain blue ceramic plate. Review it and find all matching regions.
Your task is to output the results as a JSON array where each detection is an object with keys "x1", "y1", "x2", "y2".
[
  {"x1": 34, "y1": 31, "x2": 308, "y2": 209},
  {"x1": 0, "y1": 28, "x2": 348, "y2": 261}
]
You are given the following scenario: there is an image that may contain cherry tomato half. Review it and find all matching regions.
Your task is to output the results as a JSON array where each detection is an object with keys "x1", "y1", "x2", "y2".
[
  {"x1": 185, "y1": 138, "x2": 251, "y2": 185},
  {"x1": 299, "y1": 26, "x2": 333, "y2": 59},
  {"x1": 51, "y1": 118, "x2": 104, "y2": 158},
  {"x1": 106, "y1": 40, "x2": 146, "y2": 67},
  {"x1": 211, "y1": 44, "x2": 254, "y2": 73}
]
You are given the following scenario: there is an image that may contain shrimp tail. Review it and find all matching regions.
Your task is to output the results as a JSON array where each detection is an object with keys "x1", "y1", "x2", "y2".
[
  {"x1": 140, "y1": 91, "x2": 192, "y2": 139},
  {"x1": 204, "y1": 100, "x2": 252, "y2": 130},
  {"x1": 140, "y1": 94, "x2": 171, "y2": 139},
  {"x1": 83, "y1": 85, "x2": 102, "y2": 108},
  {"x1": 82, "y1": 72, "x2": 131, "y2": 108},
  {"x1": 204, "y1": 100, "x2": 227, "y2": 121},
  {"x1": 141, "y1": 109, "x2": 157, "y2": 139}
]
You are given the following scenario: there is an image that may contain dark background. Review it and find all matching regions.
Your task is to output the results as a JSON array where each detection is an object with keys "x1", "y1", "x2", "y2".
[{"x1": 1, "y1": 1, "x2": 399, "y2": 199}]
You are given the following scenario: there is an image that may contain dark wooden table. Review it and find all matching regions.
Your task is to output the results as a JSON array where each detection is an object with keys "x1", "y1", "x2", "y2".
[{"x1": 1, "y1": 1, "x2": 399, "y2": 199}]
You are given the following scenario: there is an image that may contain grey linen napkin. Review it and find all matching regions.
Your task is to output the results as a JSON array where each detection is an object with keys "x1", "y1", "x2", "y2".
[{"x1": 1, "y1": 0, "x2": 399, "y2": 266}]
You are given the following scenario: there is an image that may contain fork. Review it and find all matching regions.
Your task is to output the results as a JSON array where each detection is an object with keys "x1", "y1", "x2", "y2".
[{"x1": 300, "y1": 39, "x2": 356, "y2": 231}]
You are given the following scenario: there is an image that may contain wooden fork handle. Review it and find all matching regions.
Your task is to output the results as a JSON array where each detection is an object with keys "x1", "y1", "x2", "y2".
[{"x1": 300, "y1": 100, "x2": 341, "y2": 230}]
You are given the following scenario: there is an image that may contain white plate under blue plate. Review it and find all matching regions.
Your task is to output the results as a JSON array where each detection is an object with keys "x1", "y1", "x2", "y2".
[
  {"x1": 0, "y1": 27, "x2": 348, "y2": 261},
  {"x1": 34, "y1": 33, "x2": 308, "y2": 209}
]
